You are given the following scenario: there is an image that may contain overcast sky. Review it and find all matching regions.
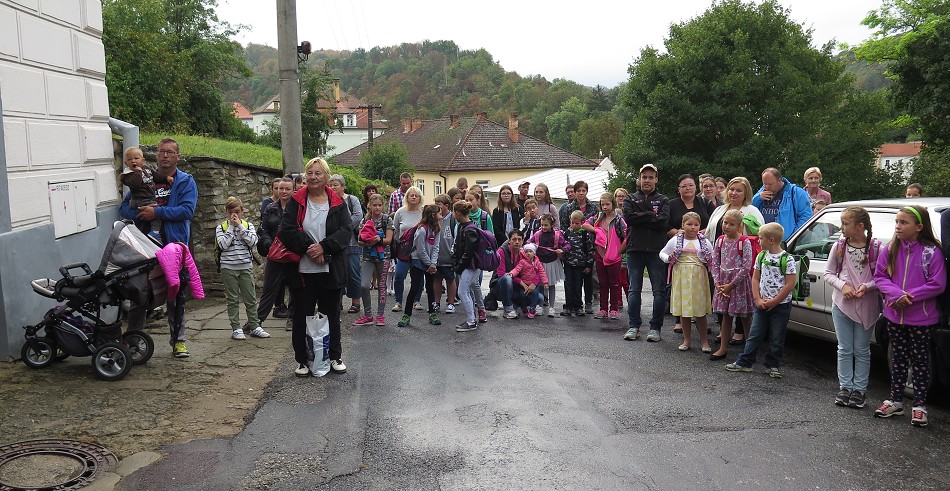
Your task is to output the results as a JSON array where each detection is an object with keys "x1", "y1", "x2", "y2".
[{"x1": 215, "y1": 0, "x2": 883, "y2": 87}]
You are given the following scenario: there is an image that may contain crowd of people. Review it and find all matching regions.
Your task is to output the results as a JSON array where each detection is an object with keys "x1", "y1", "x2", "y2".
[{"x1": 119, "y1": 141, "x2": 949, "y2": 427}]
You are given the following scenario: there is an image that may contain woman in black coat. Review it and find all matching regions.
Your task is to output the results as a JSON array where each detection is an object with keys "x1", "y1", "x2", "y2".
[
  {"x1": 279, "y1": 158, "x2": 353, "y2": 377},
  {"x1": 491, "y1": 185, "x2": 523, "y2": 245}
]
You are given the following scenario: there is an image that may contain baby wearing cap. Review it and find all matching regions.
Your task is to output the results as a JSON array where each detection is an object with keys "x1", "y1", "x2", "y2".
[{"x1": 506, "y1": 243, "x2": 548, "y2": 318}]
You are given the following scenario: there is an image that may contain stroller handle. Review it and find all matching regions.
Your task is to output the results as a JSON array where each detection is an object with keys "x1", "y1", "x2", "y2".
[{"x1": 60, "y1": 263, "x2": 93, "y2": 279}]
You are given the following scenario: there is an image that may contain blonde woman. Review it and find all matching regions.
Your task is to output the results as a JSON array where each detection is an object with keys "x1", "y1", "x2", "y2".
[
  {"x1": 391, "y1": 186, "x2": 425, "y2": 311},
  {"x1": 803, "y1": 167, "x2": 832, "y2": 205}
]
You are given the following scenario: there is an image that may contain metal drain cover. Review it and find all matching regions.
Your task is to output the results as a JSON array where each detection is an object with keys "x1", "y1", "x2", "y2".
[{"x1": 0, "y1": 439, "x2": 117, "y2": 491}]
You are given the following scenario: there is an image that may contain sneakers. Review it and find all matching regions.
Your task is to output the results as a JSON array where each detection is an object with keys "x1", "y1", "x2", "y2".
[
  {"x1": 431, "y1": 302, "x2": 441, "y2": 313},
  {"x1": 294, "y1": 364, "x2": 311, "y2": 377},
  {"x1": 835, "y1": 389, "x2": 851, "y2": 407},
  {"x1": 547, "y1": 308, "x2": 557, "y2": 318},
  {"x1": 874, "y1": 400, "x2": 904, "y2": 418},
  {"x1": 413, "y1": 302, "x2": 424, "y2": 311},
  {"x1": 285, "y1": 318, "x2": 293, "y2": 331},
  {"x1": 594, "y1": 310, "x2": 607, "y2": 319},
  {"x1": 848, "y1": 390, "x2": 867, "y2": 409},
  {"x1": 765, "y1": 367, "x2": 782, "y2": 379},
  {"x1": 584, "y1": 305, "x2": 594, "y2": 315},
  {"x1": 456, "y1": 321, "x2": 477, "y2": 332},
  {"x1": 646, "y1": 330, "x2": 661, "y2": 342},
  {"x1": 250, "y1": 327, "x2": 271, "y2": 338},
  {"x1": 375, "y1": 314, "x2": 386, "y2": 326},
  {"x1": 391, "y1": 303, "x2": 402, "y2": 312},
  {"x1": 725, "y1": 362, "x2": 753, "y2": 372},
  {"x1": 173, "y1": 341, "x2": 190, "y2": 358},
  {"x1": 445, "y1": 303, "x2": 456, "y2": 314},
  {"x1": 428, "y1": 313, "x2": 442, "y2": 326},
  {"x1": 608, "y1": 310, "x2": 620, "y2": 320},
  {"x1": 912, "y1": 406, "x2": 928, "y2": 427},
  {"x1": 330, "y1": 359, "x2": 347, "y2": 373},
  {"x1": 623, "y1": 328, "x2": 640, "y2": 340},
  {"x1": 560, "y1": 310, "x2": 573, "y2": 317},
  {"x1": 353, "y1": 315, "x2": 374, "y2": 326},
  {"x1": 273, "y1": 305, "x2": 290, "y2": 318},
  {"x1": 397, "y1": 314, "x2": 411, "y2": 327},
  {"x1": 478, "y1": 308, "x2": 488, "y2": 323},
  {"x1": 504, "y1": 309, "x2": 518, "y2": 319},
  {"x1": 232, "y1": 329, "x2": 246, "y2": 340},
  {"x1": 526, "y1": 311, "x2": 535, "y2": 319}
]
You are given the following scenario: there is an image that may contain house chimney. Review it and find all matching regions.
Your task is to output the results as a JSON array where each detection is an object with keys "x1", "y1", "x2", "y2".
[
  {"x1": 508, "y1": 113, "x2": 519, "y2": 143},
  {"x1": 450, "y1": 114, "x2": 459, "y2": 128},
  {"x1": 476, "y1": 111, "x2": 488, "y2": 122},
  {"x1": 411, "y1": 118, "x2": 423, "y2": 132},
  {"x1": 333, "y1": 78, "x2": 341, "y2": 103},
  {"x1": 403, "y1": 118, "x2": 412, "y2": 133}
]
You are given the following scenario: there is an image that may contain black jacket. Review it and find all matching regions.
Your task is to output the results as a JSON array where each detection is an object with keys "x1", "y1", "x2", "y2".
[
  {"x1": 492, "y1": 206, "x2": 523, "y2": 244},
  {"x1": 622, "y1": 189, "x2": 670, "y2": 252},
  {"x1": 667, "y1": 197, "x2": 714, "y2": 232},
  {"x1": 278, "y1": 186, "x2": 353, "y2": 290},
  {"x1": 257, "y1": 200, "x2": 285, "y2": 256},
  {"x1": 562, "y1": 227, "x2": 594, "y2": 268},
  {"x1": 452, "y1": 221, "x2": 480, "y2": 275}
]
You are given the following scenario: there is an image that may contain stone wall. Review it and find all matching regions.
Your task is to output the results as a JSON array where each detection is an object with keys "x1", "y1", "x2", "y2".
[{"x1": 117, "y1": 145, "x2": 282, "y2": 297}]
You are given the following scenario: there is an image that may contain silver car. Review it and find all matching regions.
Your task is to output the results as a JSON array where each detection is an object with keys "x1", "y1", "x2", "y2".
[{"x1": 784, "y1": 197, "x2": 950, "y2": 389}]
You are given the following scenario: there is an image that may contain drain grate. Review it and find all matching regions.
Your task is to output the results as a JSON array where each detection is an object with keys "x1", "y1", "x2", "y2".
[{"x1": 0, "y1": 439, "x2": 117, "y2": 491}]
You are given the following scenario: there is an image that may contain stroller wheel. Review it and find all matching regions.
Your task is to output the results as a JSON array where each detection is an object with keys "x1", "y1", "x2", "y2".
[
  {"x1": 91, "y1": 342, "x2": 132, "y2": 381},
  {"x1": 122, "y1": 330, "x2": 154, "y2": 365},
  {"x1": 21, "y1": 337, "x2": 57, "y2": 369}
]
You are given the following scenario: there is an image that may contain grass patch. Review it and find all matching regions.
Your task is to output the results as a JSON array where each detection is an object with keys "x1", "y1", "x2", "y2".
[{"x1": 139, "y1": 133, "x2": 283, "y2": 169}]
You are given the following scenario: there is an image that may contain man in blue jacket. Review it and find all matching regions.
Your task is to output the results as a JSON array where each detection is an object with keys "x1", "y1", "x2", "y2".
[
  {"x1": 120, "y1": 138, "x2": 198, "y2": 358},
  {"x1": 752, "y1": 167, "x2": 812, "y2": 241}
]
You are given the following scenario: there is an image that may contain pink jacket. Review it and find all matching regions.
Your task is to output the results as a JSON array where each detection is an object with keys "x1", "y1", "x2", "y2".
[
  {"x1": 156, "y1": 242, "x2": 205, "y2": 302},
  {"x1": 823, "y1": 239, "x2": 882, "y2": 329},
  {"x1": 509, "y1": 256, "x2": 548, "y2": 287}
]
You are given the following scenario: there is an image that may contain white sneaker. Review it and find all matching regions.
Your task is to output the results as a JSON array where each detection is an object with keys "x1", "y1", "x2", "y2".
[
  {"x1": 231, "y1": 329, "x2": 246, "y2": 340},
  {"x1": 392, "y1": 303, "x2": 402, "y2": 312},
  {"x1": 413, "y1": 302, "x2": 423, "y2": 310},
  {"x1": 250, "y1": 327, "x2": 271, "y2": 338},
  {"x1": 445, "y1": 304, "x2": 456, "y2": 314},
  {"x1": 504, "y1": 309, "x2": 518, "y2": 319},
  {"x1": 547, "y1": 308, "x2": 556, "y2": 318},
  {"x1": 330, "y1": 359, "x2": 347, "y2": 373},
  {"x1": 294, "y1": 364, "x2": 310, "y2": 377}
]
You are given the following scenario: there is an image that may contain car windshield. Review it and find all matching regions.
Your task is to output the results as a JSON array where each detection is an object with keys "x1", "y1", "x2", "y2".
[{"x1": 788, "y1": 209, "x2": 898, "y2": 260}]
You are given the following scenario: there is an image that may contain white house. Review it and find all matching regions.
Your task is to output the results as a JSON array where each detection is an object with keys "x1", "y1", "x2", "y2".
[
  {"x1": 0, "y1": 0, "x2": 119, "y2": 360},
  {"x1": 876, "y1": 141, "x2": 923, "y2": 178}
]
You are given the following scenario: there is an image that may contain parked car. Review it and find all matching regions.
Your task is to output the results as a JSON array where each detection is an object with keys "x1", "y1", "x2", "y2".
[{"x1": 784, "y1": 198, "x2": 950, "y2": 390}]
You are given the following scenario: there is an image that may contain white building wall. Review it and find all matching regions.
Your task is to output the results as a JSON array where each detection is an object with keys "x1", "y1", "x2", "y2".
[
  {"x1": 0, "y1": 0, "x2": 118, "y2": 230},
  {"x1": 326, "y1": 129, "x2": 386, "y2": 157}
]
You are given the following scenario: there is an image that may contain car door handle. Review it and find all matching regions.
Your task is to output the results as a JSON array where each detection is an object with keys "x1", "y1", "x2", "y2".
[{"x1": 807, "y1": 274, "x2": 818, "y2": 282}]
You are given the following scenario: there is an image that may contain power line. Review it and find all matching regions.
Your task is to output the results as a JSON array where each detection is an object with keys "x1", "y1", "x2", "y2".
[
  {"x1": 349, "y1": 0, "x2": 364, "y2": 48},
  {"x1": 321, "y1": 2, "x2": 342, "y2": 51},
  {"x1": 329, "y1": 0, "x2": 349, "y2": 50},
  {"x1": 359, "y1": 0, "x2": 372, "y2": 48}
]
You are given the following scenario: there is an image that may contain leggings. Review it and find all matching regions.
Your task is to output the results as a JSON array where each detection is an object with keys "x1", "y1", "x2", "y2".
[
  {"x1": 360, "y1": 259, "x2": 389, "y2": 316},
  {"x1": 887, "y1": 322, "x2": 933, "y2": 407},
  {"x1": 405, "y1": 262, "x2": 436, "y2": 316}
]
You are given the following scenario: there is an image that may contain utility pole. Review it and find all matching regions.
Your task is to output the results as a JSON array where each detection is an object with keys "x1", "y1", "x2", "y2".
[
  {"x1": 276, "y1": 0, "x2": 303, "y2": 174},
  {"x1": 360, "y1": 104, "x2": 382, "y2": 149}
]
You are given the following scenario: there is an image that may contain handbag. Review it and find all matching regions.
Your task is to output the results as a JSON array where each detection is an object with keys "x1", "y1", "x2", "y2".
[{"x1": 266, "y1": 235, "x2": 300, "y2": 263}]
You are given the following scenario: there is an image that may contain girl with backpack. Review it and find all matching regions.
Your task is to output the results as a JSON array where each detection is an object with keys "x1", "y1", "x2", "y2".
[
  {"x1": 660, "y1": 212, "x2": 713, "y2": 352},
  {"x1": 583, "y1": 193, "x2": 627, "y2": 320},
  {"x1": 465, "y1": 192, "x2": 494, "y2": 323},
  {"x1": 216, "y1": 196, "x2": 269, "y2": 341},
  {"x1": 398, "y1": 205, "x2": 443, "y2": 328},
  {"x1": 709, "y1": 210, "x2": 755, "y2": 360},
  {"x1": 452, "y1": 201, "x2": 481, "y2": 332},
  {"x1": 824, "y1": 206, "x2": 883, "y2": 409},
  {"x1": 873, "y1": 205, "x2": 946, "y2": 427},
  {"x1": 528, "y1": 213, "x2": 570, "y2": 317},
  {"x1": 353, "y1": 194, "x2": 393, "y2": 327}
]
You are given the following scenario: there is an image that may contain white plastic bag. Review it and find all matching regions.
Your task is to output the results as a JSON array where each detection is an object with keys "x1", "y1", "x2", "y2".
[{"x1": 305, "y1": 313, "x2": 331, "y2": 377}]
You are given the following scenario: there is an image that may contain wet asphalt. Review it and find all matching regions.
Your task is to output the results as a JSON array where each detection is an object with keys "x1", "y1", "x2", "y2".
[{"x1": 120, "y1": 296, "x2": 950, "y2": 490}]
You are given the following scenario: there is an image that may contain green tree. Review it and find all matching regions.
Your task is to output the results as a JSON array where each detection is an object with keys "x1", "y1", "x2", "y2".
[
  {"x1": 299, "y1": 64, "x2": 336, "y2": 158},
  {"x1": 545, "y1": 96, "x2": 588, "y2": 150},
  {"x1": 908, "y1": 145, "x2": 950, "y2": 196},
  {"x1": 102, "y1": 0, "x2": 249, "y2": 136},
  {"x1": 612, "y1": 0, "x2": 892, "y2": 199},
  {"x1": 358, "y1": 140, "x2": 413, "y2": 187},
  {"x1": 572, "y1": 113, "x2": 622, "y2": 159}
]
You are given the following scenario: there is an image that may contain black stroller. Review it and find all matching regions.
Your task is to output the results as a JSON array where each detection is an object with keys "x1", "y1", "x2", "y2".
[{"x1": 21, "y1": 221, "x2": 166, "y2": 381}]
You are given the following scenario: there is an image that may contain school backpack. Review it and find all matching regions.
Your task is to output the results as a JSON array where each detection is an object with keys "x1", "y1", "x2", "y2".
[
  {"x1": 392, "y1": 225, "x2": 420, "y2": 263},
  {"x1": 465, "y1": 223, "x2": 500, "y2": 272},
  {"x1": 214, "y1": 220, "x2": 261, "y2": 272},
  {"x1": 755, "y1": 251, "x2": 811, "y2": 301},
  {"x1": 715, "y1": 234, "x2": 762, "y2": 276},
  {"x1": 833, "y1": 236, "x2": 882, "y2": 275}
]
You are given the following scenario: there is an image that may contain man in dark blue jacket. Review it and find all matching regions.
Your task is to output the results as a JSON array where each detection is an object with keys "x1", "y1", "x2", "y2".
[
  {"x1": 622, "y1": 164, "x2": 670, "y2": 343},
  {"x1": 121, "y1": 138, "x2": 198, "y2": 358}
]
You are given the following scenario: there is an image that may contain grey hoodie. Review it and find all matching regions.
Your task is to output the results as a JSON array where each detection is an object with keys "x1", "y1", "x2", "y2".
[{"x1": 411, "y1": 224, "x2": 440, "y2": 268}]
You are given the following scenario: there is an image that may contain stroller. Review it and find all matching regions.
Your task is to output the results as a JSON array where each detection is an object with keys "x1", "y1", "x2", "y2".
[{"x1": 21, "y1": 221, "x2": 166, "y2": 381}]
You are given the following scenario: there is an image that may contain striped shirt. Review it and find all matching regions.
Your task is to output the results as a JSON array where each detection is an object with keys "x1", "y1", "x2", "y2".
[{"x1": 216, "y1": 220, "x2": 259, "y2": 270}]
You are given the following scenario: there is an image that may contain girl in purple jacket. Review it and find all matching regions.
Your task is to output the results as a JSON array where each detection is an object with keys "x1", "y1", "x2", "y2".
[{"x1": 873, "y1": 205, "x2": 946, "y2": 427}]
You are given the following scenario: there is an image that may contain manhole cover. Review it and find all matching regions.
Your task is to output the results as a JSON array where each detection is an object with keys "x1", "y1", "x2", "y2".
[{"x1": 0, "y1": 439, "x2": 117, "y2": 491}]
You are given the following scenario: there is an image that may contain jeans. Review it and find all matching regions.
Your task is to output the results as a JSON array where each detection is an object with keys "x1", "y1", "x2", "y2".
[
  {"x1": 564, "y1": 265, "x2": 591, "y2": 311},
  {"x1": 221, "y1": 267, "x2": 259, "y2": 330},
  {"x1": 497, "y1": 274, "x2": 527, "y2": 311},
  {"x1": 346, "y1": 251, "x2": 361, "y2": 300},
  {"x1": 459, "y1": 268, "x2": 480, "y2": 325},
  {"x1": 626, "y1": 252, "x2": 667, "y2": 330},
  {"x1": 360, "y1": 259, "x2": 389, "y2": 316},
  {"x1": 832, "y1": 305, "x2": 872, "y2": 392},
  {"x1": 736, "y1": 302, "x2": 791, "y2": 368},
  {"x1": 394, "y1": 259, "x2": 421, "y2": 306},
  {"x1": 525, "y1": 287, "x2": 544, "y2": 310},
  {"x1": 290, "y1": 273, "x2": 343, "y2": 365}
]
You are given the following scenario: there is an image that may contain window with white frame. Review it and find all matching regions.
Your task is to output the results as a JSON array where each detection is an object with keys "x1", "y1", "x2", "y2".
[
  {"x1": 434, "y1": 180, "x2": 443, "y2": 196},
  {"x1": 416, "y1": 179, "x2": 425, "y2": 196},
  {"x1": 343, "y1": 114, "x2": 357, "y2": 127},
  {"x1": 475, "y1": 180, "x2": 490, "y2": 188}
]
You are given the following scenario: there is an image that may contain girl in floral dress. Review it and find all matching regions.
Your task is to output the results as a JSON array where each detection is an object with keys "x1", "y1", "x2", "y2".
[{"x1": 708, "y1": 210, "x2": 755, "y2": 360}]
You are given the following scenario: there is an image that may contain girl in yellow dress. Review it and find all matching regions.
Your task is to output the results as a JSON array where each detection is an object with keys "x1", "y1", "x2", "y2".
[{"x1": 660, "y1": 212, "x2": 714, "y2": 352}]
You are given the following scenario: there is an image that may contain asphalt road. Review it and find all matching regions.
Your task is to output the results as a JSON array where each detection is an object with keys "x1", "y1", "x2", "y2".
[{"x1": 121, "y1": 301, "x2": 950, "y2": 490}]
